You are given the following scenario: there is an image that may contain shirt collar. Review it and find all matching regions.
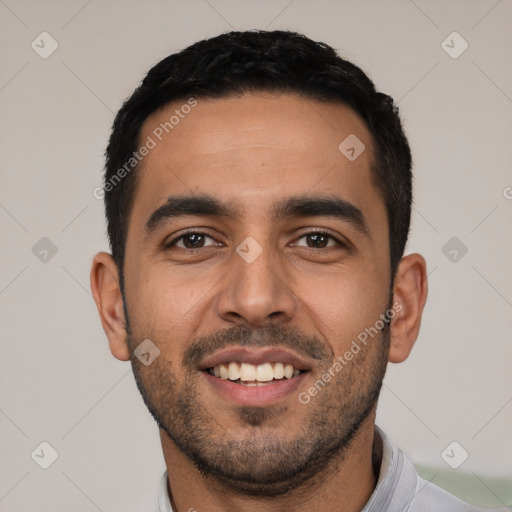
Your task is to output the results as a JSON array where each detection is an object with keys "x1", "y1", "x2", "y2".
[{"x1": 158, "y1": 468, "x2": 173, "y2": 512}]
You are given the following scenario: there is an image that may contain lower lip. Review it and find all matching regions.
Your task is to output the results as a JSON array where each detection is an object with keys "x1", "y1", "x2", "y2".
[{"x1": 202, "y1": 371, "x2": 307, "y2": 406}]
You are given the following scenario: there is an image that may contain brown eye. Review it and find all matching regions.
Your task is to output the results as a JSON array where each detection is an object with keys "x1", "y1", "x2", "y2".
[
  {"x1": 167, "y1": 232, "x2": 217, "y2": 249},
  {"x1": 296, "y1": 232, "x2": 341, "y2": 249}
]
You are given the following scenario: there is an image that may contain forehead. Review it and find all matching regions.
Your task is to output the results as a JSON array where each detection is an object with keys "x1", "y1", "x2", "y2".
[
  {"x1": 130, "y1": 93, "x2": 385, "y2": 234},
  {"x1": 141, "y1": 93, "x2": 370, "y2": 168}
]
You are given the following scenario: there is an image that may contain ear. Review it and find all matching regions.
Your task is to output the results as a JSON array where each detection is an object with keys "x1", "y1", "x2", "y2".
[
  {"x1": 388, "y1": 253, "x2": 428, "y2": 363},
  {"x1": 90, "y1": 252, "x2": 130, "y2": 361}
]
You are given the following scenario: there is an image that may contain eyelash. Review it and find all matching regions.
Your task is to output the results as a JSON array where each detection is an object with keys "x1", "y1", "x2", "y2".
[{"x1": 165, "y1": 229, "x2": 347, "y2": 250}]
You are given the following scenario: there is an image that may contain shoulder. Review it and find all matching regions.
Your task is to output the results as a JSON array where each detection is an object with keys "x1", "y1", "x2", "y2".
[
  {"x1": 372, "y1": 427, "x2": 509, "y2": 512},
  {"x1": 405, "y1": 466, "x2": 509, "y2": 512}
]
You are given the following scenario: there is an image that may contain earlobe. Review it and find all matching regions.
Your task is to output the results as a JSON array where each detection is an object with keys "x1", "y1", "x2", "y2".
[
  {"x1": 388, "y1": 253, "x2": 428, "y2": 363},
  {"x1": 90, "y1": 252, "x2": 130, "y2": 361}
]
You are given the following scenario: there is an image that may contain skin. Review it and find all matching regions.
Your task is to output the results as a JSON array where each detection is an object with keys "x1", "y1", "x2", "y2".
[{"x1": 90, "y1": 93, "x2": 428, "y2": 512}]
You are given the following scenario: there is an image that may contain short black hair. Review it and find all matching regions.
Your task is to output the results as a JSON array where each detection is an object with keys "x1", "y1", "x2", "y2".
[{"x1": 104, "y1": 29, "x2": 412, "y2": 280}]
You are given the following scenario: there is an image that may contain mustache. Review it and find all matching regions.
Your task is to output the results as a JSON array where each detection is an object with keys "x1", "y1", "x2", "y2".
[{"x1": 182, "y1": 323, "x2": 331, "y2": 369}]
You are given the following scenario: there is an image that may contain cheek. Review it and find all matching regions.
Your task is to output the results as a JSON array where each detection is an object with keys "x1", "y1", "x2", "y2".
[
  {"x1": 126, "y1": 262, "x2": 215, "y2": 351},
  {"x1": 302, "y1": 266, "x2": 388, "y2": 355}
]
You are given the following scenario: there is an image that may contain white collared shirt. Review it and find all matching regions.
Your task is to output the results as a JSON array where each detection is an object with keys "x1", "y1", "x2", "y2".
[{"x1": 158, "y1": 427, "x2": 509, "y2": 511}]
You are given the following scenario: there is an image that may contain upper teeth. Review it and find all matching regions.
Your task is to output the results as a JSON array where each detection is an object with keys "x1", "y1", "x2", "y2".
[{"x1": 211, "y1": 362, "x2": 300, "y2": 382}]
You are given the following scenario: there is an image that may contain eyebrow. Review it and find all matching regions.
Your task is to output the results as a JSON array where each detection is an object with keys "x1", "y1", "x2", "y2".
[{"x1": 145, "y1": 193, "x2": 369, "y2": 237}]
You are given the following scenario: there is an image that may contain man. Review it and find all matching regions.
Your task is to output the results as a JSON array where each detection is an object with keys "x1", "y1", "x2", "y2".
[{"x1": 90, "y1": 30, "x2": 507, "y2": 511}]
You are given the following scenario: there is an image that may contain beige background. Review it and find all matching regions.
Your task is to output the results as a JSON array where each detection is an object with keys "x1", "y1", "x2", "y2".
[{"x1": 1, "y1": 0, "x2": 511, "y2": 510}]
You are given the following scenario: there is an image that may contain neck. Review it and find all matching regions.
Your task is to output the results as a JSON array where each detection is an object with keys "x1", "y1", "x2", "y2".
[{"x1": 160, "y1": 413, "x2": 380, "y2": 512}]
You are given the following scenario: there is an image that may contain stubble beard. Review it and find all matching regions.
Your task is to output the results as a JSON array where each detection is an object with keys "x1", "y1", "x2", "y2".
[{"x1": 126, "y1": 312, "x2": 390, "y2": 496}]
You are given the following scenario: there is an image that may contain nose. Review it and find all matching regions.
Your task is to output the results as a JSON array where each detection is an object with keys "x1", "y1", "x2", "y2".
[{"x1": 215, "y1": 239, "x2": 298, "y2": 328}]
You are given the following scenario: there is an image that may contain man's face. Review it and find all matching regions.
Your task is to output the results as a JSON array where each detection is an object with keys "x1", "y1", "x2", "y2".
[{"x1": 122, "y1": 93, "x2": 391, "y2": 494}]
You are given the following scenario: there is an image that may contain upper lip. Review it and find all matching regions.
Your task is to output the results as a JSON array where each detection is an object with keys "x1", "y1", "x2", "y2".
[{"x1": 199, "y1": 347, "x2": 313, "y2": 371}]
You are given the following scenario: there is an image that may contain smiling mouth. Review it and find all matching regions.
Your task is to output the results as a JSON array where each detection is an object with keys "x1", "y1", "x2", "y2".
[{"x1": 206, "y1": 362, "x2": 304, "y2": 386}]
